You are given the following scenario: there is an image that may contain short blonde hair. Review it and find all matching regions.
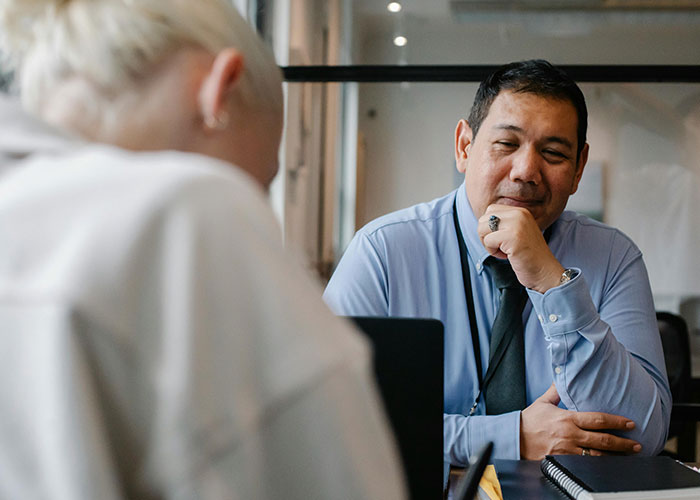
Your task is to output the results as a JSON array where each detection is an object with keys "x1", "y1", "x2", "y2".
[{"x1": 0, "y1": 0, "x2": 282, "y2": 113}]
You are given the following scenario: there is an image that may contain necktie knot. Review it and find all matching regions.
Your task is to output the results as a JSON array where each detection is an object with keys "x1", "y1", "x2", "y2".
[{"x1": 485, "y1": 257, "x2": 520, "y2": 290}]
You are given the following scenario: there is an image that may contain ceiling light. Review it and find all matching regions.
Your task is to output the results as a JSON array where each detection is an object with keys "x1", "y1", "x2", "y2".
[
  {"x1": 393, "y1": 35, "x2": 407, "y2": 46},
  {"x1": 387, "y1": 2, "x2": 402, "y2": 13}
]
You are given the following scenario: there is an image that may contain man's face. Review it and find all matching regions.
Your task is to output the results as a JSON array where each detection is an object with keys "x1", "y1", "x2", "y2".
[{"x1": 455, "y1": 90, "x2": 589, "y2": 230}]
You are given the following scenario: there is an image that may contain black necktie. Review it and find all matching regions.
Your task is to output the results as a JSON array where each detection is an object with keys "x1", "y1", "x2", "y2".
[{"x1": 483, "y1": 257, "x2": 528, "y2": 415}]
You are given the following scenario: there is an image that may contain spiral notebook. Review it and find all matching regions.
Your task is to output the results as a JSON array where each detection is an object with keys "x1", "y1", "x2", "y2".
[{"x1": 541, "y1": 455, "x2": 700, "y2": 499}]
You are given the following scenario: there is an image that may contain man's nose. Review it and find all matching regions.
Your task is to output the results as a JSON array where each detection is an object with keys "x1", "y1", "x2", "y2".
[{"x1": 509, "y1": 146, "x2": 542, "y2": 185}]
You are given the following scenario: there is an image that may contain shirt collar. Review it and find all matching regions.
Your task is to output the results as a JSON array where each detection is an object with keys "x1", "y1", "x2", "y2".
[{"x1": 455, "y1": 182, "x2": 491, "y2": 274}]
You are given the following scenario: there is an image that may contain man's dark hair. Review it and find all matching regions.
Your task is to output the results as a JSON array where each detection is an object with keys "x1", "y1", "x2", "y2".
[{"x1": 467, "y1": 59, "x2": 588, "y2": 158}]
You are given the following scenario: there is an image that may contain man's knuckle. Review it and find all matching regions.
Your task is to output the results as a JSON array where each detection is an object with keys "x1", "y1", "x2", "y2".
[
  {"x1": 585, "y1": 414, "x2": 601, "y2": 426},
  {"x1": 551, "y1": 438, "x2": 568, "y2": 453}
]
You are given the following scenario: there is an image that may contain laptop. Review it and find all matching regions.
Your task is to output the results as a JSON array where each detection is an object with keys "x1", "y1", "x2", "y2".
[{"x1": 349, "y1": 316, "x2": 444, "y2": 500}]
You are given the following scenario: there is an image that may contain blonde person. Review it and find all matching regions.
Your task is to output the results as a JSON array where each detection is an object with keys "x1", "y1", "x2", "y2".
[{"x1": 0, "y1": 1, "x2": 405, "y2": 499}]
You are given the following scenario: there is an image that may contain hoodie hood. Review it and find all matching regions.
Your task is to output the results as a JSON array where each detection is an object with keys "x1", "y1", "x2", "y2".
[{"x1": 0, "y1": 94, "x2": 81, "y2": 171}]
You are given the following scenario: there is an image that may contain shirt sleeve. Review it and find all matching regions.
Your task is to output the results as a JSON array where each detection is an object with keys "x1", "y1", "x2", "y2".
[
  {"x1": 527, "y1": 255, "x2": 672, "y2": 455},
  {"x1": 324, "y1": 231, "x2": 390, "y2": 316},
  {"x1": 443, "y1": 412, "x2": 521, "y2": 464},
  {"x1": 135, "y1": 173, "x2": 406, "y2": 499},
  {"x1": 170, "y1": 361, "x2": 405, "y2": 500}
]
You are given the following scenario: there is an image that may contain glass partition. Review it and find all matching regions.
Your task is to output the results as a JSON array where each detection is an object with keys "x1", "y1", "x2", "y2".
[
  {"x1": 281, "y1": 79, "x2": 700, "y2": 375},
  {"x1": 273, "y1": 0, "x2": 700, "y2": 377}
]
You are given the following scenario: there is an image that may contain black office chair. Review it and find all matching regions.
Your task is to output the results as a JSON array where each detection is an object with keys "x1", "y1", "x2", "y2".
[
  {"x1": 658, "y1": 311, "x2": 692, "y2": 404},
  {"x1": 657, "y1": 311, "x2": 700, "y2": 461}
]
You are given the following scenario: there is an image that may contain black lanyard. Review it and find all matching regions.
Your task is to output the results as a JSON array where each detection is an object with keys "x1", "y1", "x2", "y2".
[
  {"x1": 452, "y1": 197, "x2": 485, "y2": 416},
  {"x1": 452, "y1": 195, "x2": 551, "y2": 416}
]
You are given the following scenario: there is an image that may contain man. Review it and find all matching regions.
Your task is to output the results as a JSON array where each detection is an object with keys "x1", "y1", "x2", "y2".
[{"x1": 324, "y1": 60, "x2": 671, "y2": 464}]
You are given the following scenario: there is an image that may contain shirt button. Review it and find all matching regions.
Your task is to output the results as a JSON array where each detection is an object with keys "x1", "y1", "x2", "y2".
[
  {"x1": 549, "y1": 314, "x2": 558, "y2": 323},
  {"x1": 476, "y1": 262, "x2": 482, "y2": 271},
  {"x1": 538, "y1": 314, "x2": 544, "y2": 324},
  {"x1": 555, "y1": 366, "x2": 562, "y2": 374}
]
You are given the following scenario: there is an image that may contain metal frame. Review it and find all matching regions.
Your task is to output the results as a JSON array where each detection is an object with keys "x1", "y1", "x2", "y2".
[{"x1": 282, "y1": 64, "x2": 700, "y2": 83}]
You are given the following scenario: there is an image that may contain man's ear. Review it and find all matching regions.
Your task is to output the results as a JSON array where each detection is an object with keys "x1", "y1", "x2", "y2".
[
  {"x1": 570, "y1": 142, "x2": 589, "y2": 195},
  {"x1": 198, "y1": 48, "x2": 245, "y2": 131},
  {"x1": 455, "y1": 119, "x2": 473, "y2": 173}
]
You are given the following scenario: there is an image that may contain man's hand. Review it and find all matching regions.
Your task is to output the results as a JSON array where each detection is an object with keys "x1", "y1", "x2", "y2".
[
  {"x1": 520, "y1": 384, "x2": 641, "y2": 460},
  {"x1": 477, "y1": 204, "x2": 564, "y2": 293}
]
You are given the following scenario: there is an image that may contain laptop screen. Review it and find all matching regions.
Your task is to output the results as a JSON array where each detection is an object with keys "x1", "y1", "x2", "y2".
[{"x1": 349, "y1": 316, "x2": 444, "y2": 500}]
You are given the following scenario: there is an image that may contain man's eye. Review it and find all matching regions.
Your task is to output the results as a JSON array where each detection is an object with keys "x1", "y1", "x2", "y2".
[
  {"x1": 496, "y1": 141, "x2": 517, "y2": 148},
  {"x1": 543, "y1": 149, "x2": 567, "y2": 160}
]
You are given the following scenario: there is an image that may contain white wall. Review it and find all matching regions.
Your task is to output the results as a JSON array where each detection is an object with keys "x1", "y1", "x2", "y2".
[{"x1": 358, "y1": 82, "x2": 473, "y2": 225}]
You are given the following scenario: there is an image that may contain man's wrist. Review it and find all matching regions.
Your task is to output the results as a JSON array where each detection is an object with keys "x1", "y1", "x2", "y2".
[
  {"x1": 531, "y1": 264, "x2": 566, "y2": 294},
  {"x1": 559, "y1": 268, "x2": 579, "y2": 285}
]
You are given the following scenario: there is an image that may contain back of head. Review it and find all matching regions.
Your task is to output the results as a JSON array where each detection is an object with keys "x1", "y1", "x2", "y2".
[
  {"x1": 0, "y1": 0, "x2": 282, "y2": 116},
  {"x1": 468, "y1": 59, "x2": 588, "y2": 156}
]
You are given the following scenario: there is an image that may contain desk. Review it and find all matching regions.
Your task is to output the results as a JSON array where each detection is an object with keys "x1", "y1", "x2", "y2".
[
  {"x1": 448, "y1": 460, "x2": 700, "y2": 499},
  {"x1": 493, "y1": 460, "x2": 568, "y2": 499},
  {"x1": 447, "y1": 460, "x2": 566, "y2": 499}
]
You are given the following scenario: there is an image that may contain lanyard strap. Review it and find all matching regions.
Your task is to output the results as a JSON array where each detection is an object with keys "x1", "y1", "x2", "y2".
[
  {"x1": 452, "y1": 197, "x2": 483, "y2": 402},
  {"x1": 452, "y1": 194, "x2": 552, "y2": 416}
]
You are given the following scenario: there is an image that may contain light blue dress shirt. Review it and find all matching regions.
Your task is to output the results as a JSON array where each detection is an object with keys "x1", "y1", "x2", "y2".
[{"x1": 324, "y1": 183, "x2": 671, "y2": 464}]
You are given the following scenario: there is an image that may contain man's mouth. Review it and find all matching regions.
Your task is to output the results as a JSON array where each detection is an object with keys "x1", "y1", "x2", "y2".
[{"x1": 497, "y1": 196, "x2": 544, "y2": 208}]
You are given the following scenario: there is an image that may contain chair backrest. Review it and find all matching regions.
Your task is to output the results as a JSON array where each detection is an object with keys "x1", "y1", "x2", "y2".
[{"x1": 657, "y1": 311, "x2": 691, "y2": 403}]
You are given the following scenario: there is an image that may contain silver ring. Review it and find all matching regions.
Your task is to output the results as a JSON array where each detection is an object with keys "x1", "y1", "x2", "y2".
[
  {"x1": 488, "y1": 215, "x2": 500, "y2": 232},
  {"x1": 581, "y1": 448, "x2": 591, "y2": 456}
]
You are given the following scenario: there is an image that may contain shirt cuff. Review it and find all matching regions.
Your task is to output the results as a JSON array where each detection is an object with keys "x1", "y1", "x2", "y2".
[
  {"x1": 467, "y1": 411, "x2": 521, "y2": 460},
  {"x1": 527, "y1": 269, "x2": 598, "y2": 338}
]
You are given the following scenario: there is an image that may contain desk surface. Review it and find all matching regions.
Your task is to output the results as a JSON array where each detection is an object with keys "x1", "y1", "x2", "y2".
[
  {"x1": 448, "y1": 460, "x2": 565, "y2": 499},
  {"x1": 493, "y1": 459, "x2": 568, "y2": 499},
  {"x1": 449, "y1": 460, "x2": 700, "y2": 500}
]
